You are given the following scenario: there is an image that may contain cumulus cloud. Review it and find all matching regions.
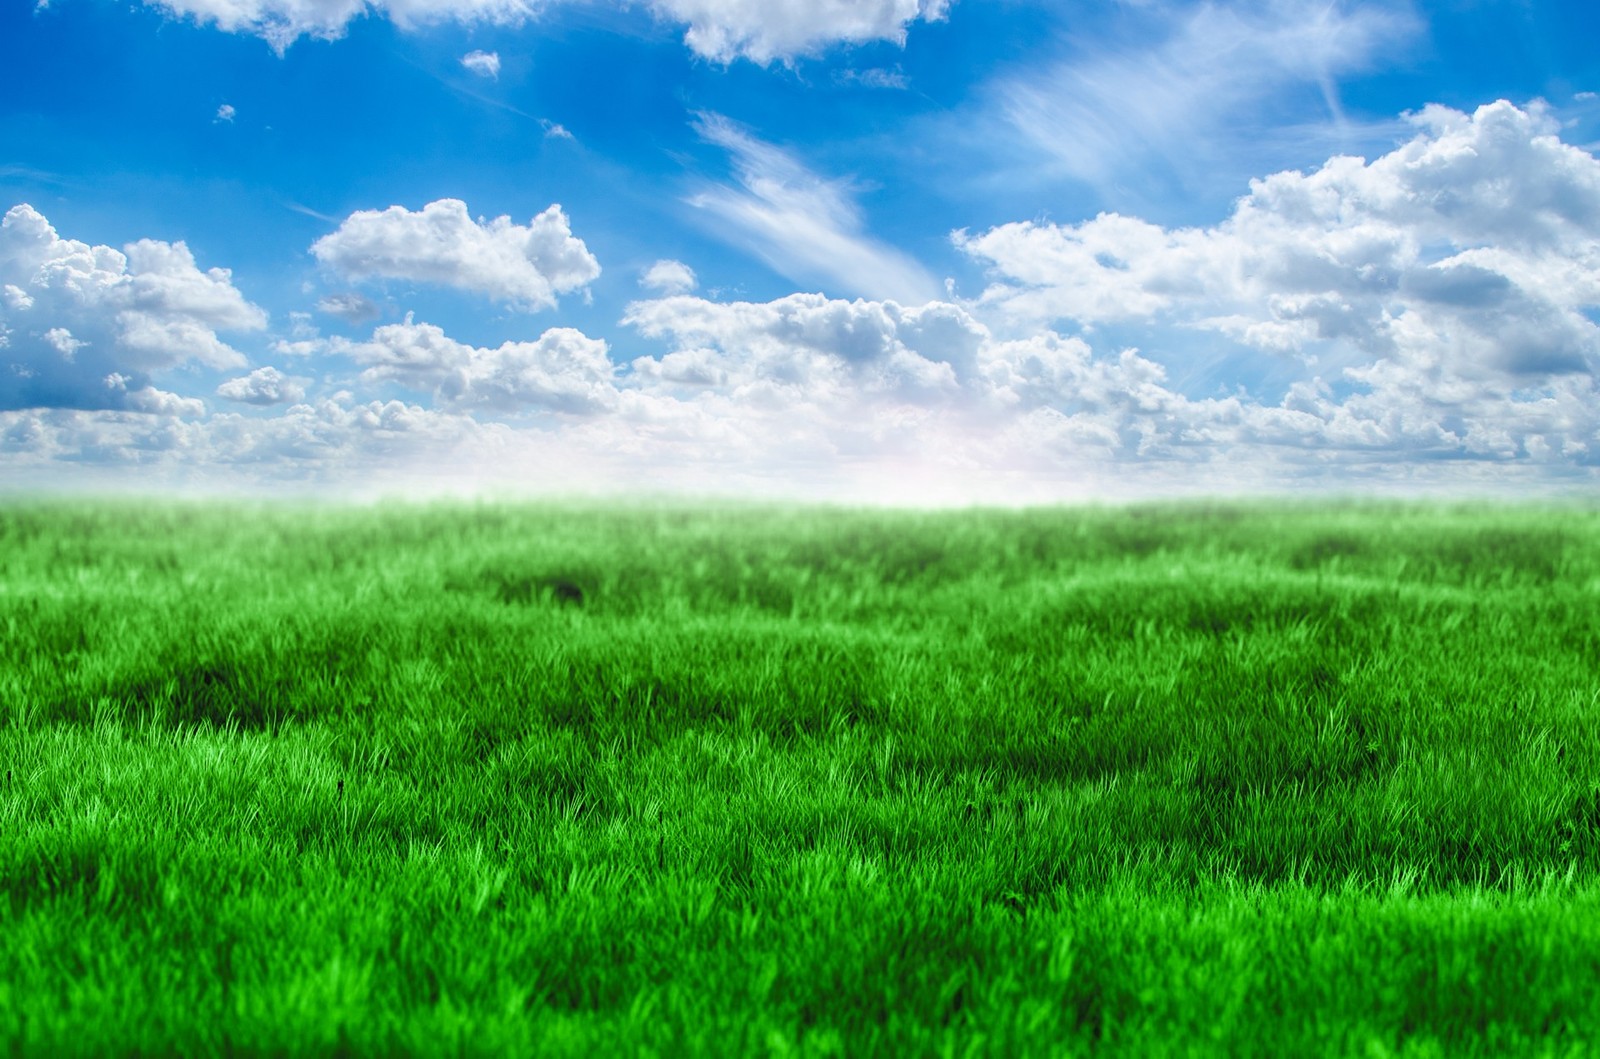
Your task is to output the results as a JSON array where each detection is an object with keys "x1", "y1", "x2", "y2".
[
  {"x1": 348, "y1": 315, "x2": 618, "y2": 413},
  {"x1": 217, "y1": 366, "x2": 307, "y2": 405},
  {"x1": 104, "y1": 373, "x2": 209, "y2": 417},
  {"x1": 689, "y1": 113, "x2": 942, "y2": 305},
  {"x1": 43, "y1": 327, "x2": 85, "y2": 359},
  {"x1": 460, "y1": 49, "x2": 500, "y2": 78},
  {"x1": 624, "y1": 291, "x2": 984, "y2": 401},
  {"x1": 640, "y1": 259, "x2": 698, "y2": 295},
  {"x1": 0, "y1": 203, "x2": 266, "y2": 412},
  {"x1": 310, "y1": 198, "x2": 600, "y2": 311},
  {"x1": 214, "y1": 103, "x2": 236, "y2": 123},
  {"x1": 648, "y1": 0, "x2": 950, "y2": 64}
]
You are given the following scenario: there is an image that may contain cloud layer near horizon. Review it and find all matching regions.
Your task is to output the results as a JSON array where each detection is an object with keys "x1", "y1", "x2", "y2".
[{"x1": 3, "y1": 101, "x2": 1599, "y2": 500}]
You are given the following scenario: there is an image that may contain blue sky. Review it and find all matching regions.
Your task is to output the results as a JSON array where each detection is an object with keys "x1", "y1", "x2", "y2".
[{"x1": 4, "y1": 0, "x2": 1600, "y2": 501}]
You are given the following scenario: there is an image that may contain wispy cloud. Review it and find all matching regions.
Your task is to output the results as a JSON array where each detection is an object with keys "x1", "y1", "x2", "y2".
[
  {"x1": 997, "y1": 0, "x2": 1420, "y2": 200},
  {"x1": 0, "y1": 163, "x2": 70, "y2": 185},
  {"x1": 834, "y1": 66, "x2": 909, "y2": 90},
  {"x1": 687, "y1": 113, "x2": 943, "y2": 305},
  {"x1": 281, "y1": 200, "x2": 341, "y2": 223}
]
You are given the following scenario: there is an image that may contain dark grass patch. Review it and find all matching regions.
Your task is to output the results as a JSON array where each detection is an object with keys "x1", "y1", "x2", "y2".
[
  {"x1": 105, "y1": 661, "x2": 284, "y2": 730},
  {"x1": 446, "y1": 567, "x2": 594, "y2": 608},
  {"x1": 490, "y1": 573, "x2": 588, "y2": 607}
]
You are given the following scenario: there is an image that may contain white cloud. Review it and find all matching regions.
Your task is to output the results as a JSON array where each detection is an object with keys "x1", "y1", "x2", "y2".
[
  {"x1": 217, "y1": 366, "x2": 307, "y2": 405},
  {"x1": 348, "y1": 316, "x2": 618, "y2": 413},
  {"x1": 3, "y1": 283, "x2": 34, "y2": 311},
  {"x1": 44, "y1": 327, "x2": 84, "y2": 359},
  {"x1": 104, "y1": 373, "x2": 208, "y2": 417},
  {"x1": 310, "y1": 198, "x2": 600, "y2": 311},
  {"x1": 0, "y1": 203, "x2": 265, "y2": 412},
  {"x1": 540, "y1": 119, "x2": 574, "y2": 140},
  {"x1": 640, "y1": 259, "x2": 698, "y2": 295},
  {"x1": 624, "y1": 291, "x2": 984, "y2": 401},
  {"x1": 689, "y1": 113, "x2": 942, "y2": 305},
  {"x1": 648, "y1": 0, "x2": 949, "y2": 64},
  {"x1": 215, "y1": 103, "x2": 236, "y2": 123},
  {"x1": 460, "y1": 49, "x2": 500, "y2": 78}
]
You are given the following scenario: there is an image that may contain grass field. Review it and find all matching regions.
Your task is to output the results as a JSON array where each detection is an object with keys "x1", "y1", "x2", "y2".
[{"x1": 3, "y1": 498, "x2": 1599, "y2": 1056}]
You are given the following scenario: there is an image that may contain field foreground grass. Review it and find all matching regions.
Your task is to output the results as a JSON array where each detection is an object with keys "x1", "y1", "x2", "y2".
[{"x1": 3, "y1": 498, "x2": 1600, "y2": 1056}]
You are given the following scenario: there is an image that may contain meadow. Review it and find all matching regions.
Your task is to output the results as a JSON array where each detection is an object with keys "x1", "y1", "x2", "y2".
[{"x1": 2, "y1": 497, "x2": 1599, "y2": 1056}]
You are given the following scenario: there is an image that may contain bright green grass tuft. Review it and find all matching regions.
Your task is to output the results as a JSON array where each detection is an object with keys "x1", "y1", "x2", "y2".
[{"x1": 2, "y1": 498, "x2": 1599, "y2": 1055}]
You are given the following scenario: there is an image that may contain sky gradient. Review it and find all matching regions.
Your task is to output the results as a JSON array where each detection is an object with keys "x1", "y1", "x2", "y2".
[{"x1": 4, "y1": 0, "x2": 1599, "y2": 501}]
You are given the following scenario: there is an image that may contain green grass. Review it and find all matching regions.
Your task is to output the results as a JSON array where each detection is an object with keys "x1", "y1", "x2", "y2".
[{"x1": 2, "y1": 497, "x2": 1599, "y2": 1056}]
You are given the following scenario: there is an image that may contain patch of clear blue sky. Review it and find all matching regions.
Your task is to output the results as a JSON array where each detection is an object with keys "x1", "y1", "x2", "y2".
[{"x1": 3, "y1": 0, "x2": 1598, "y2": 370}]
